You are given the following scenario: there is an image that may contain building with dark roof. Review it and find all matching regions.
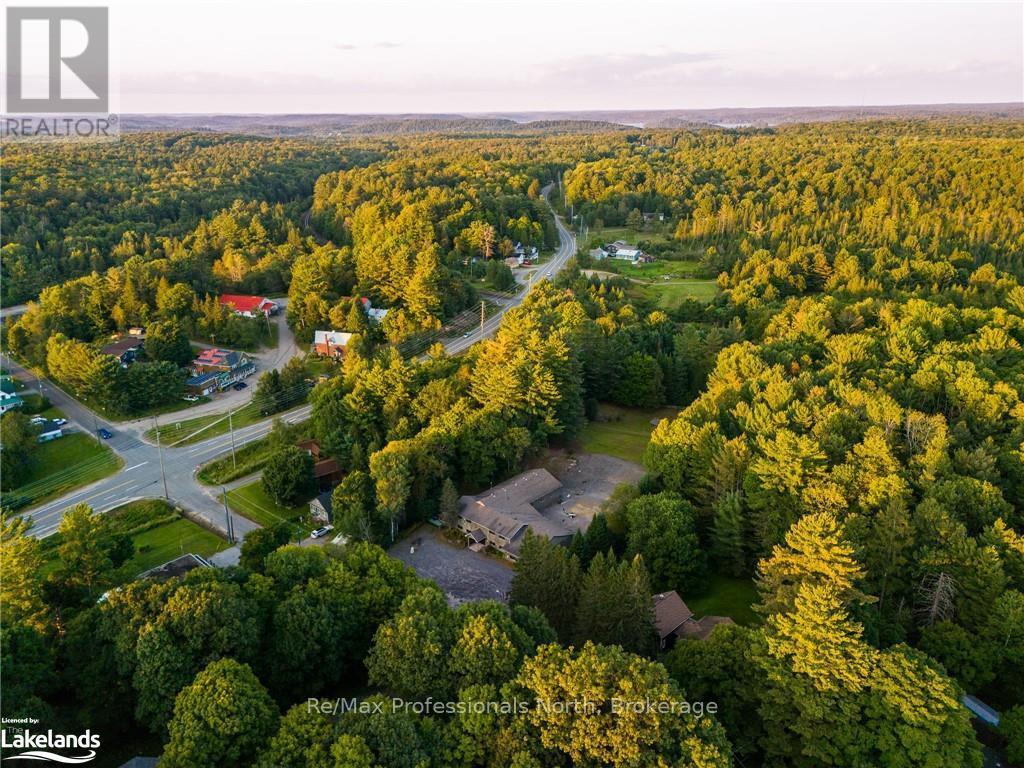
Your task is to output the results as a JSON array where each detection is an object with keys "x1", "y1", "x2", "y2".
[
  {"x1": 652, "y1": 590, "x2": 735, "y2": 648},
  {"x1": 186, "y1": 348, "x2": 255, "y2": 394},
  {"x1": 457, "y1": 468, "x2": 571, "y2": 560},
  {"x1": 310, "y1": 489, "x2": 333, "y2": 524},
  {"x1": 101, "y1": 336, "x2": 144, "y2": 366}
]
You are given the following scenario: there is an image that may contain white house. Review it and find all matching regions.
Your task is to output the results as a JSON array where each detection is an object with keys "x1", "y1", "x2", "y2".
[{"x1": 594, "y1": 240, "x2": 650, "y2": 263}]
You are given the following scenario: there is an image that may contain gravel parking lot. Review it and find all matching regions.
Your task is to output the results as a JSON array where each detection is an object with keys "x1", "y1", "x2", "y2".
[
  {"x1": 390, "y1": 526, "x2": 514, "y2": 606},
  {"x1": 537, "y1": 449, "x2": 646, "y2": 530}
]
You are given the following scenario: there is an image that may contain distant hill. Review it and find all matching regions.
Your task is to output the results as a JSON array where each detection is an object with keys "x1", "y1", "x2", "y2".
[{"x1": 121, "y1": 103, "x2": 1023, "y2": 135}]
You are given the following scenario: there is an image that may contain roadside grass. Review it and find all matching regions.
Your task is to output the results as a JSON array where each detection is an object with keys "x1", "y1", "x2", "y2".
[
  {"x1": 683, "y1": 573, "x2": 761, "y2": 626},
  {"x1": 2, "y1": 433, "x2": 122, "y2": 509},
  {"x1": 575, "y1": 402, "x2": 677, "y2": 463},
  {"x1": 225, "y1": 480, "x2": 314, "y2": 535},
  {"x1": 147, "y1": 408, "x2": 260, "y2": 446},
  {"x1": 197, "y1": 420, "x2": 311, "y2": 485},
  {"x1": 630, "y1": 280, "x2": 718, "y2": 309},
  {"x1": 146, "y1": 385, "x2": 310, "y2": 446},
  {"x1": 39, "y1": 499, "x2": 229, "y2": 579}
]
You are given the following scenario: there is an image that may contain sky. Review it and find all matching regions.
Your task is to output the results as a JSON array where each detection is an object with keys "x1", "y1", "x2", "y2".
[{"x1": 59, "y1": 0, "x2": 1024, "y2": 113}]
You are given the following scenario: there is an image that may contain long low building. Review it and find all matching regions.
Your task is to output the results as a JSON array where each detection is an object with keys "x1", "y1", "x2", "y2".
[{"x1": 457, "y1": 468, "x2": 572, "y2": 560}]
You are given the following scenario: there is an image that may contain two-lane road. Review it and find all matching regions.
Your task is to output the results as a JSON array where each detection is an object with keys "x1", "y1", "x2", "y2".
[{"x1": 13, "y1": 184, "x2": 578, "y2": 540}]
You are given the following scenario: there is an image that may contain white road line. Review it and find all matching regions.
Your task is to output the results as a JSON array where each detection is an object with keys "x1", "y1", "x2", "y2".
[{"x1": 124, "y1": 462, "x2": 149, "y2": 471}]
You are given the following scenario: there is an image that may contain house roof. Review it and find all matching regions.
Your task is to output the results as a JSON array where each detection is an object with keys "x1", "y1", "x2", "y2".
[
  {"x1": 653, "y1": 591, "x2": 694, "y2": 640},
  {"x1": 312, "y1": 489, "x2": 333, "y2": 515},
  {"x1": 458, "y1": 469, "x2": 569, "y2": 544},
  {"x1": 219, "y1": 294, "x2": 276, "y2": 313},
  {"x1": 139, "y1": 553, "x2": 211, "y2": 580},
  {"x1": 296, "y1": 439, "x2": 321, "y2": 456},
  {"x1": 313, "y1": 458, "x2": 340, "y2": 478},
  {"x1": 314, "y1": 330, "x2": 353, "y2": 347},
  {"x1": 676, "y1": 615, "x2": 735, "y2": 641},
  {"x1": 36, "y1": 419, "x2": 63, "y2": 435},
  {"x1": 186, "y1": 372, "x2": 220, "y2": 386},
  {"x1": 963, "y1": 695, "x2": 1001, "y2": 727},
  {"x1": 101, "y1": 337, "x2": 143, "y2": 356},
  {"x1": 194, "y1": 348, "x2": 244, "y2": 368}
]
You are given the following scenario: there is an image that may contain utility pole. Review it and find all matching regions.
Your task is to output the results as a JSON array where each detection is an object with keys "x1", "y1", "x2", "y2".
[
  {"x1": 228, "y1": 410, "x2": 237, "y2": 470},
  {"x1": 153, "y1": 416, "x2": 169, "y2": 499},
  {"x1": 221, "y1": 486, "x2": 235, "y2": 544},
  {"x1": 479, "y1": 300, "x2": 485, "y2": 337}
]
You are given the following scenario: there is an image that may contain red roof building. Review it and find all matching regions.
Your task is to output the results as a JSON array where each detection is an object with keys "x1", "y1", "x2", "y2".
[{"x1": 219, "y1": 294, "x2": 279, "y2": 317}]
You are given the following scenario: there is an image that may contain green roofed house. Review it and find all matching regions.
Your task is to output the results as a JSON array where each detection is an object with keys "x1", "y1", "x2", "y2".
[{"x1": 0, "y1": 389, "x2": 24, "y2": 415}]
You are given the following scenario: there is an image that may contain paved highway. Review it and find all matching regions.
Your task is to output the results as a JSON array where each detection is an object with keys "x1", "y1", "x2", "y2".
[{"x1": 11, "y1": 187, "x2": 577, "y2": 540}]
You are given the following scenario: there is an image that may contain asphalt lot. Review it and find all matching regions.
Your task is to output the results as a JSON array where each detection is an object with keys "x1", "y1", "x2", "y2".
[{"x1": 390, "y1": 526, "x2": 514, "y2": 606}]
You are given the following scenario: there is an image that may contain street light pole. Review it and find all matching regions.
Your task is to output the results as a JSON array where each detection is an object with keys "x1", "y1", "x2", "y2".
[{"x1": 153, "y1": 416, "x2": 169, "y2": 499}]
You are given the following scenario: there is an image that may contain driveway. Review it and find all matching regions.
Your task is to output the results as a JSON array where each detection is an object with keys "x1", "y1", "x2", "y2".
[{"x1": 390, "y1": 525, "x2": 514, "y2": 606}]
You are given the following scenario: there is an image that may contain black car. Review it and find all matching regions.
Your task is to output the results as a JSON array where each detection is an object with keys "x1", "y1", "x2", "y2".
[{"x1": 232, "y1": 382, "x2": 248, "y2": 391}]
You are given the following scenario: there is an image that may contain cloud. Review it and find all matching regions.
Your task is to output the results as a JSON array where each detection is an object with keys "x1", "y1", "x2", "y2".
[
  {"x1": 544, "y1": 50, "x2": 722, "y2": 86},
  {"x1": 332, "y1": 41, "x2": 402, "y2": 51}
]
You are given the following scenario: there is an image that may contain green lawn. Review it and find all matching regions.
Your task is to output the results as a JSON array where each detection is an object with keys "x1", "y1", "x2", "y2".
[
  {"x1": 631, "y1": 280, "x2": 718, "y2": 309},
  {"x1": 590, "y1": 225, "x2": 676, "y2": 246},
  {"x1": 576, "y1": 403, "x2": 677, "y2": 463},
  {"x1": 2, "y1": 433, "x2": 122, "y2": 508},
  {"x1": 225, "y1": 480, "x2": 314, "y2": 534},
  {"x1": 40, "y1": 500, "x2": 229, "y2": 580},
  {"x1": 598, "y1": 259, "x2": 703, "y2": 281},
  {"x1": 683, "y1": 573, "x2": 760, "y2": 626},
  {"x1": 197, "y1": 421, "x2": 311, "y2": 485}
]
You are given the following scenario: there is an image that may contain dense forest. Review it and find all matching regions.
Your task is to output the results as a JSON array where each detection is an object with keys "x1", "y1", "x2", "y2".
[
  {"x1": 0, "y1": 134, "x2": 375, "y2": 303},
  {"x1": 2, "y1": 118, "x2": 1023, "y2": 766}
]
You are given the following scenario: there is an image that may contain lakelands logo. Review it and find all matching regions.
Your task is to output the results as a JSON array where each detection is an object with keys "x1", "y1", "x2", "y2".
[
  {"x1": 0, "y1": 727, "x2": 100, "y2": 763},
  {"x1": 3, "y1": 6, "x2": 118, "y2": 139}
]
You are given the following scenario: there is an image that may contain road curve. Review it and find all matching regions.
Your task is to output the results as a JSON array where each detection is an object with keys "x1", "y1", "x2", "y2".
[{"x1": 13, "y1": 184, "x2": 577, "y2": 539}]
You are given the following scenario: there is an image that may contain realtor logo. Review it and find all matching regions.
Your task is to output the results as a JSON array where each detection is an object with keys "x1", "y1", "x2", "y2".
[{"x1": 5, "y1": 7, "x2": 109, "y2": 113}]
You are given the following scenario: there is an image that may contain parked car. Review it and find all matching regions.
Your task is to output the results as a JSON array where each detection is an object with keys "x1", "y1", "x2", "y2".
[
  {"x1": 183, "y1": 395, "x2": 199, "y2": 402},
  {"x1": 53, "y1": 418, "x2": 67, "y2": 426},
  {"x1": 311, "y1": 525, "x2": 334, "y2": 539},
  {"x1": 232, "y1": 382, "x2": 248, "y2": 391},
  {"x1": 98, "y1": 428, "x2": 113, "y2": 439}
]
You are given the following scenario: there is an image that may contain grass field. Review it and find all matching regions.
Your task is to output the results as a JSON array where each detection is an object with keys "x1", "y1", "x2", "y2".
[
  {"x1": 40, "y1": 500, "x2": 229, "y2": 579},
  {"x1": 589, "y1": 225, "x2": 676, "y2": 246},
  {"x1": 598, "y1": 259, "x2": 704, "y2": 281},
  {"x1": 576, "y1": 403, "x2": 677, "y2": 463},
  {"x1": 226, "y1": 480, "x2": 314, "y2": 534},
  {"x1": 683, "y1": 573, "x2": 760, "y2": 626},
  {"x1": 631, "y1": 280, "x2": 718, "y2": 309},
  {"x1": 113, "y1": 500, "x2": 230, "y2": 573},
  {"x1": 3, "y1": 433, "x2": 122, "y2": 508}
]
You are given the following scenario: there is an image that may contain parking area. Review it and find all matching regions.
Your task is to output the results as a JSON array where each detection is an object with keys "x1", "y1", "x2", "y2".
[
  {"x1": 536, "y1": 449, "x2": 646, "y2": 531},
  {"x1": 390, "y1": 525, "x2": 514, "y2": 606}
]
